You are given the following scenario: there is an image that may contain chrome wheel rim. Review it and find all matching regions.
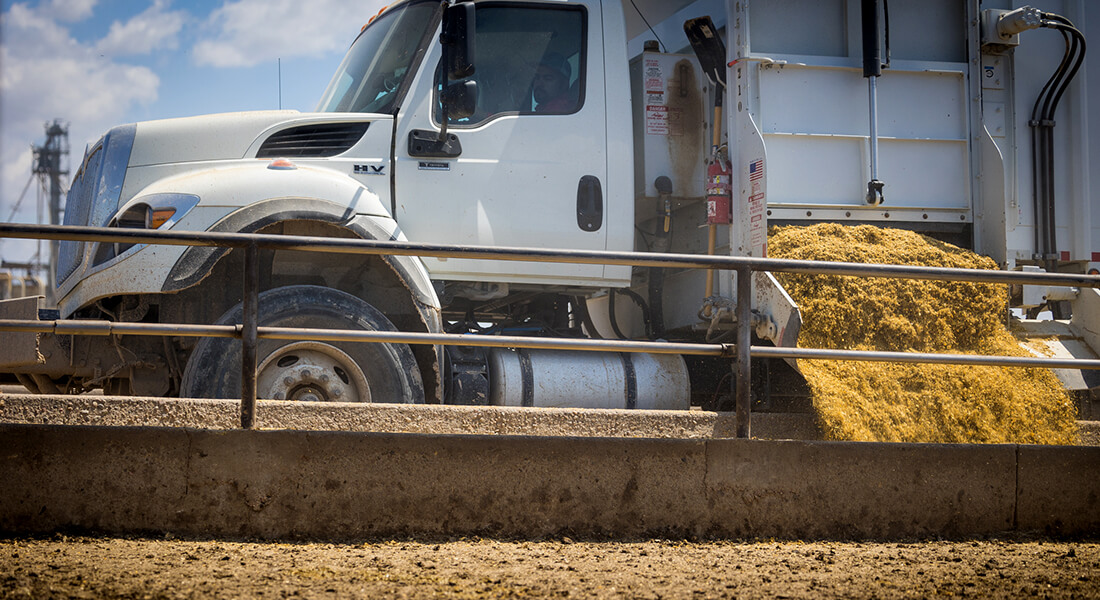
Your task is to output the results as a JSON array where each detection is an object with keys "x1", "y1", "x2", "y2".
[{"x1": 257, "y1": 341, "x2": 371, "y2": 402}]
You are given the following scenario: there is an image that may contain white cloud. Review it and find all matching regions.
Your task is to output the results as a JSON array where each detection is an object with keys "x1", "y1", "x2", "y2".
[
  {"x1": 193, "y1": 0, "x2": 386, "y2": 68},
  {"x1": 95, "y1": 0, "x2": 187, "y2": 57},
  {"x1": 39, "y1": 0, "x2": 97, "y2": 23},
  {"x1": 0, "y1": 2, "x2": 160, "y2": 262}
]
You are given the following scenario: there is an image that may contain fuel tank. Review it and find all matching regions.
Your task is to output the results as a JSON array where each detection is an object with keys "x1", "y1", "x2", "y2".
[{"x1": 487, "y1": 348, "x2": 690, "y2": 410}]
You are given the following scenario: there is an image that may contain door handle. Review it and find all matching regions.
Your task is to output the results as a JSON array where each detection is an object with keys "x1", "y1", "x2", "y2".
[{"x1": 577, "y1": 175, "x2": 603, "y2": 232}]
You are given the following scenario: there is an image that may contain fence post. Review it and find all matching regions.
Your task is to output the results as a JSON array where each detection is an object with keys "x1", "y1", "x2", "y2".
[
  {"x1": 240, "y1": 242, "x2": 259, "y2": 429},
  {"x1": 735, "y1": 265, "x2": 752, "y2": 438}
]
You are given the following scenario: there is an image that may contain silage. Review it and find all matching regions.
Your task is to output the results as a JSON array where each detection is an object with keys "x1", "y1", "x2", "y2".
[{"x1": 768, "y1": 223, "x2": 1076, "y2": 444}]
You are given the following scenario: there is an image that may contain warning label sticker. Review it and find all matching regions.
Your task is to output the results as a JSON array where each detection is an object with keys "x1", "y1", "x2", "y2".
[
  {"x1": 749, "y1": 192, "x2": 767, "y2": 251},
  {"x1": 644, "y1": 57, "x2": 663, "y2": 93},
  {"x1": 746, "y1": 156, "x2": 767, "y2": 255},
  {"x1": 646, "y1": 105, "x2": 684, "y2": 136},
  {"x1": 646, "y1": 105, "x2": 668, "y2": 135}
]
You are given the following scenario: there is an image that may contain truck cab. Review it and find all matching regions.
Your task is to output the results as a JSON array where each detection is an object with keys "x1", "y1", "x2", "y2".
[{"x1": 357, "y1": 0, "x2": 635, "y2": 289}]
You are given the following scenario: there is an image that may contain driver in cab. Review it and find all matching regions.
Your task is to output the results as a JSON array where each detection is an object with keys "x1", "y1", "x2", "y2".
[{"x1": 533, "y1": 53, "x2": 574, "y2": 113}]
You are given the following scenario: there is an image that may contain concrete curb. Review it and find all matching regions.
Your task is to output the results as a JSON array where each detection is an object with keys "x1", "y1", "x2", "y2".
[
  {"x1": 2, "y1": 424, "x2": 1096, "y2": 540},
  {"x1": 0, "y1": 394, "x2": 821, "y2": 440}
]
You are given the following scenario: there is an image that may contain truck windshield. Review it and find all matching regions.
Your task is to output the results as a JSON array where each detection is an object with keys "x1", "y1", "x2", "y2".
[{"x1": 317, "y1": 1, "x2": 439, "y2": 114}]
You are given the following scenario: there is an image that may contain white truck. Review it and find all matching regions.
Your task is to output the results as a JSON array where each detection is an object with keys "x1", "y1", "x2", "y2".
[{"x1": 1, "y1": 0, "x2": 1097, "y2": 407}]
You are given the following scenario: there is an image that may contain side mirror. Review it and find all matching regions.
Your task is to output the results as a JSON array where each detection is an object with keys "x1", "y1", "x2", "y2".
[
  {"x1": 442, "y1": 80, "x2": 478, "y2": 120},
  {"x1": 441, "y1": 2, "x2": 475, "y2": 80}
]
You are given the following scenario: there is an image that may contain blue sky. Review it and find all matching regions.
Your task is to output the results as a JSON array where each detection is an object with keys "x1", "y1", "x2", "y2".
[{"x1": 0, "y1": 0, "x2": 387, "y2": 263}]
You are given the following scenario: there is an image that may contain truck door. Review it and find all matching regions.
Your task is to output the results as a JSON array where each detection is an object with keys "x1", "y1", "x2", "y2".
[{"x1": 394, "y1": 1, "x2": 615, "y2": 287}]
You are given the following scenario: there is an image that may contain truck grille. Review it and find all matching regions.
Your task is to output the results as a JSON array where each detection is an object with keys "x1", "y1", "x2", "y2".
[{"x1": 256, "y1": 122, "x2": 370, "y2": 158}]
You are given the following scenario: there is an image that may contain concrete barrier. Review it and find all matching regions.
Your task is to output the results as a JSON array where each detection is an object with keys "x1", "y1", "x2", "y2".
[
  {"x1": 1017, "y1": 445, "x2": 1100, "y2": 536},
  {"x1": 0, "y1": 394, "x2": 821, "y2": 440},
  {"x1": 2, "y1": 424, "x2": 1096, "y2": 540},
  {"x1": 704, "y1": 441, "x2": 1018, "y2": 539}
]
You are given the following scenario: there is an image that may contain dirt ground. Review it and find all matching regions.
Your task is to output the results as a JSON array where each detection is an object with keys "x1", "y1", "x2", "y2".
[{"x1": 1, "y1": 536, "x2": 1097, "y2": 599}]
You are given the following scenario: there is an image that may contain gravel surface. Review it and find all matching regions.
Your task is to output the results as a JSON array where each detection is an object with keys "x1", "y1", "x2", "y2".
[{"x1": 2, "y1": 535, "x2": 1097, "y2": 599}]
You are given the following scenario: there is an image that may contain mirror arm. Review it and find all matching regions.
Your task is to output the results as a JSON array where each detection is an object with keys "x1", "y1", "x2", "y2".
[{"x1": 437, "y1": 105, "x2": 450, "y2": 142}]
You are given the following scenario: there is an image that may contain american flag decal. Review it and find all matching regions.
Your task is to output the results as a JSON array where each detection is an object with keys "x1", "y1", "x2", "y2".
[{"x1": 749, "y1": 159, "x2": 764, "y2": 181}]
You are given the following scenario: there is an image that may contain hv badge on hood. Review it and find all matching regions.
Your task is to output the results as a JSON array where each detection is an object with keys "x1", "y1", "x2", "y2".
[{"x1": 354, "y1": 164, "x2": 386, "y2": 175}]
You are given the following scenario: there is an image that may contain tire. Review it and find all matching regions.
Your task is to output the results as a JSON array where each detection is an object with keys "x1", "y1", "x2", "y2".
[{"x1": 180, "y1": 285, "x2": 424, "y2": 403}]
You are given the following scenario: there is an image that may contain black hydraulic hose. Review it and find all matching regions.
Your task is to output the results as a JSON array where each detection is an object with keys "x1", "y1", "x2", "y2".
[
  {"x1": 1028, "y1": 29, "x2": 1070, "y2": 262},
  {"x1": 607, "y1": 289, "x2": 628, "y2": 340},
  {"x1": 1030, "y1": 25, "x2": 1078, "y2": 119},
  {"x1": 1043, "y1": 26, "x2": 1086, "y2": 120},
  {"x1": 617, "y1": 288, "x2": 653, "y2": 339},
  {"x1": 1044, "y1": 124, "x2": 1056, "y2": 263},
  {"x1": 1036, "y1": 19, "x2": 1086, "y2": 274},
  {"x1": 1027, "y1": 14, "x2": 1086, "y2": 271},
  {"x1": 1035, "y1": 30, "x2": 1080, "y2": 124},
  {"x1": 605, "y1": 288, "x2": 654, "y2": 340},
  {"x1": 1048, "y1": 29, "x2": 1085, "y2": 258},
  {"x1": 1029, "y1": 120, "x2": 1039, "y2": 248},
  {"x1": 647, "y1": 268, "x2": 665, "y2": 339}
]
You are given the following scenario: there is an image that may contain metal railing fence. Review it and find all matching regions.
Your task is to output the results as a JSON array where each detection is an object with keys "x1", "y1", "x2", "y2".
[{"x1": 2, "y1": 222, "x2": 1099, "y2": 437}]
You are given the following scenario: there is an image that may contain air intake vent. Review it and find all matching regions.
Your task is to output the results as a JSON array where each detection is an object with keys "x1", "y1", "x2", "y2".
[{"x1": 256, "y1": 122, "x2": 370, "y2": 158}]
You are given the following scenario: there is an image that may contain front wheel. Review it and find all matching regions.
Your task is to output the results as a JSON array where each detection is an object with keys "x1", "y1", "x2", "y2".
[{"x1": 180, "y1": 285, "x2": 424, "y2": 403}]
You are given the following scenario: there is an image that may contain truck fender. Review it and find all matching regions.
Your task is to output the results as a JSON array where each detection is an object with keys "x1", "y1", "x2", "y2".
[{"x1": 161, "y1": 196, "x2": 441, "y2": 320}]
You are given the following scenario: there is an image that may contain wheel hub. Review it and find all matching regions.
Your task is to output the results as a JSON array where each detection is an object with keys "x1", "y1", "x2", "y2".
[{"x1": 257, "y1": 342, "x2": 371, "y2": 403}]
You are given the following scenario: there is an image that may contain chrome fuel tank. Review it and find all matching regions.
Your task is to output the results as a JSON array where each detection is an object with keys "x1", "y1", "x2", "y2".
[{"x1": 488, "y1": 348, "x2": 690, "y2": 410}]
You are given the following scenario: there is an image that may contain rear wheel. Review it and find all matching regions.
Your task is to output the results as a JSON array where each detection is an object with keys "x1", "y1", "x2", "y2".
[{"x1": 180, "y1": 285, "x2": 424, "y2": 403}]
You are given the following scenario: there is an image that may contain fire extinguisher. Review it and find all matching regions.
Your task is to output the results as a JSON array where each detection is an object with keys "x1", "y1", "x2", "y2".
[{"x1": 706, "y1": 150, "x2": 731, "y2": 225}]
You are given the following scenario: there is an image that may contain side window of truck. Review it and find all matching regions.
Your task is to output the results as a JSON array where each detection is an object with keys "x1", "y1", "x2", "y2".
[{"x1": 436, "y1": 4, "x2": 586, "y2": 126}]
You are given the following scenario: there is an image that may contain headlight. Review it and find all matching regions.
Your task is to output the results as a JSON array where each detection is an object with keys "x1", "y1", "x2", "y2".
[{"x1": 92, "y1": 193, "x2": 200, "y2": 266}]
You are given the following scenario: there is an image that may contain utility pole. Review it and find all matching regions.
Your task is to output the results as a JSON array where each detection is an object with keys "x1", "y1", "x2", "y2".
[{"x1": 31, "y1": 119, "x2": 70, "y2": 298}]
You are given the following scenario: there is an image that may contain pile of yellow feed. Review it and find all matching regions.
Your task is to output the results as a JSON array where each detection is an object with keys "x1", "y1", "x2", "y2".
[{"x1": 768, "y1": 223, "x2": 1077, "y2": 444}]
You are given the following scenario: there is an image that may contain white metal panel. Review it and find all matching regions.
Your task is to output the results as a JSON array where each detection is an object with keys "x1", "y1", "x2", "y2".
[
  {"x1": 748, "y1": 0, "x2": 847, "y2": 58},
  {"x1": 727, "y1": 0, "x2": 768, "y2": 258},
  {"x1": 394, "y1": 1, "x2": 617, "y2": 287},
  {"x1": 756, "y1": 66, "x2": 868, "y2": 136},
  {"x1": 601, "y1": 0, "x2": 636, "y2": 282},
  {"x1": 996, "y1": 0, "x2": 1095, "y2": 265},
  {"x1": 758, "y1": 65, "x2": 969, "y2": 213},
  {"x1": 877, "y1": 71, "x2": 968, "y2": 140},
  {"x1": 1083, "y1": 0, "x2": 1099, "y2": 267},
  {"x1": 877, "y1": 138, "x2": 969, "y2": 210},
  {"x1": 763, "y1": 135, "x2": 863, "y2": 206},
  {"x1": 629, "y1": 52, "x2": 707, "y2": 200},
  {"x1": 128, "y1": 111, "x2": 302, "y2": 167},
  {"x1": 738, "y1": 0, "x2": 972, "y2": 222},
  {"x1": 886, "y1": 1, "x2": 967, "y2": 63}
]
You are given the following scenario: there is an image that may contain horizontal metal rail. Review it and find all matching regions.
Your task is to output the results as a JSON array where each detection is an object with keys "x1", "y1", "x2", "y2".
[
  {"x1": 3, "y1": 221, "x2": 1099, "y2": 436},
  {"x1": 1, "y1": 222, "x2": 1097, "y2": 288},
  {"x1": 2, "y1": 319, "x2": 1098, "y2": 371}
]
